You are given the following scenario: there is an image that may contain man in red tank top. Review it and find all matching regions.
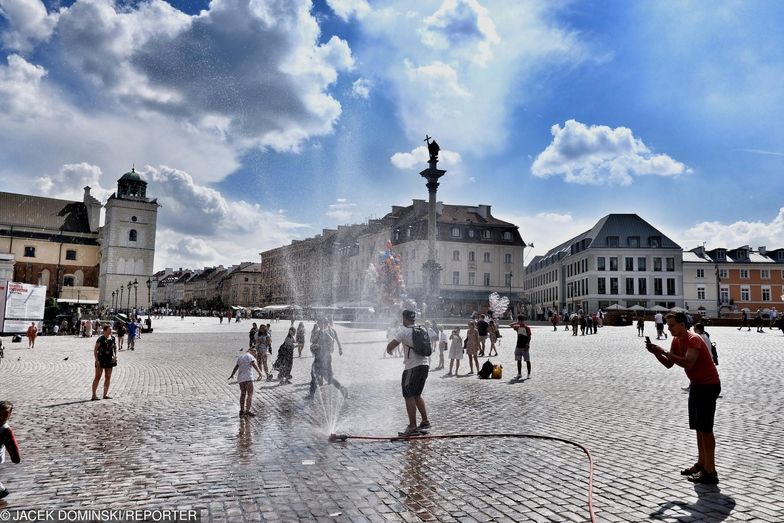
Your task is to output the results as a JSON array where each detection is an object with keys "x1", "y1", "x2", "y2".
[{"x1": 646, "y1": 312, "x2": 721, "y2": 484}]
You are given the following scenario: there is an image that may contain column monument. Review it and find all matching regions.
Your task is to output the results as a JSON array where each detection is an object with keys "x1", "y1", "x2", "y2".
[{"x1": 420, "y1": 135, "x2": 445, "y2": 318}]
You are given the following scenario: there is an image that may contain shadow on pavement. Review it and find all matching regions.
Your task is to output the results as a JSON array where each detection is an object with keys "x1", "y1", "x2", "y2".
[
  {"x1": 650, "y1": 485, "x2": 736, "y2": 522},
  {"x1": 43, "y1": 399, "x2": 96, "y2": 408}
]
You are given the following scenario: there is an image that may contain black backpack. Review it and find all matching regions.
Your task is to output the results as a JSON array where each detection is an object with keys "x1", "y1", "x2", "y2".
[
  {"x1": 409, "y1": 325, "x2": 432, "y2": 357},
  {"x1": 478, "y1": 360, "x2": 494, "y2": 379}
]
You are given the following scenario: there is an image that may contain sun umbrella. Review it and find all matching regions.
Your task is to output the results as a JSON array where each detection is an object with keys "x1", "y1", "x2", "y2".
[
  {"x1": 603, "y1": 304, "x2": 627, "y2": 311},
  {"x1": 650, "y1": 305, "x2": 669, "y2": 312},
  {"x1": 628, "y1": 304, "x2": 646, "y2": 311}
]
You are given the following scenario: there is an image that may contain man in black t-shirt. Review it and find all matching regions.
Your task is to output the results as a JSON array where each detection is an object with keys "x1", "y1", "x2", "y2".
[{"x1": 476, "y1": 315, "x2": 489, "y2": 356}]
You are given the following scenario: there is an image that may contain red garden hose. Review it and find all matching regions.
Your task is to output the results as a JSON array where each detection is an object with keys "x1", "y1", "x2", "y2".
[{"x1": 329, "y1": 432, "x2": 596, "y2": 523}]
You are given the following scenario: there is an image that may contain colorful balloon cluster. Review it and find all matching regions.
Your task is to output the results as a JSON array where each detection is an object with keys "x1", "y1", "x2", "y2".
[
  {"x1": 488, "y1": 292, "x2": 510, "y2": 320},
  {"x1": 375, "y1": 240, "x2": 406, "y2": 306}
]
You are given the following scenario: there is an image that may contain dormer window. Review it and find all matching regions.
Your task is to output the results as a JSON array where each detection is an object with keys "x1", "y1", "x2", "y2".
[
  {"x1": 607, "y1": 236, "x2": 619, "y2": 247},
  {"x1": 451, "y1": 227, "x2": 461, "y2": 238},
  {"x1": 736, "y1": 250, "x2": 747, "y2": 260},
  {"x1": 648, "y1": 236, "x2": 661, "y2": 248},
  {"x1": 627, "y1": 236, "x2": 640, "y2": 248},
  {"x1": 468, "y1": 229, "x2": 475, "y2": 238},
  {"x1": 715, "y1": 250, "x2": 726, "y2": 261},
  {"x1": 482, "y1": 230, "x2": 491, "y2": 240},
  {"x1": 503, "y1": 231, "x2": 513, "y2": 241}
]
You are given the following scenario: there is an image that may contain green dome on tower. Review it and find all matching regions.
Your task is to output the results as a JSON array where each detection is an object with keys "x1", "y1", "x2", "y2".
[{"x1": 120, "y1": 167, "x2": 144, "y2": 182}]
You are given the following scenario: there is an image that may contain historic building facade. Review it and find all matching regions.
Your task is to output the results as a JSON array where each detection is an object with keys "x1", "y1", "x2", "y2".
[
  {"x1": 523, "y1": 214, "x2": 684, "y2": 314},
  {"x1": 258, "y1": 200, "x2": 527, "y2": 313},
  {"x1": 683, "y1": 245, "x2": 784, "y2": 317}
]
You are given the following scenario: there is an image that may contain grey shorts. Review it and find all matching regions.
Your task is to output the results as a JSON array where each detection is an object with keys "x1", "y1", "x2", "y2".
[{"x1": 514, "y1": 346, "x2": 530, "y2": 362}]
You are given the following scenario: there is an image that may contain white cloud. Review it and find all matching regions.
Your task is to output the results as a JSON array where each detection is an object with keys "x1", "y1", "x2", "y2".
[
  {"x1": 35, "y1": 163, "x2": 112, "y2": 202},
  {"x1": 350, "y1": 0, "x2": 593, "y2": 154},
  {"x1": 325, "y1": 198, "x2": 357, "y2": 222},
  {"x1": 390, "y1": 145, "x2": 462, "y2": 169},
  {"x1": 679, "y1": 208, "x2": 784, "y2": 250},
  {"x1": 326, "y1": 0, "x2": 371, "y2": 21},
  {"x1": 532, "y1": 119, "x2": 690, "y2": 186},
  {"x1": 0, "y1": 54, "x2": 50, "y2": 119},
  {"x1": 421, "y1": 0, "x2": 500, "y2": 65},
  {"x1": 536, "y1": 212, "x2": 572, "y2": 223},
  {"x1": 351, "y1": 77, "x2": 371, "y2": 98},
  {"x1": 0, "y1": 0, "x2": 58, "y2": 52}
]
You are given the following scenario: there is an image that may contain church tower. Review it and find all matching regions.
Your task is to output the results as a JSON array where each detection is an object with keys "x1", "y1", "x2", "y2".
[{"x1": 99, "y1": 168, "x2": 159, "y2": 310}]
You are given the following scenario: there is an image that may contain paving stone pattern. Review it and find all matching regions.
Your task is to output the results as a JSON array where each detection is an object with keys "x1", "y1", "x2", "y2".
[{"x1": 1, "y1": 319, "x2": 782, "y2": 522}]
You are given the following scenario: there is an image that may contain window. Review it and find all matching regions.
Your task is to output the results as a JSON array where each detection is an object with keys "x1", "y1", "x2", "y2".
[
  {"x1": 637, "y1": 257, "x2": 646, "y2": 271},
  {"x1": 607, "y1": 236, "x2": 619, "y2": 247},
  {"x1": 482, "y1": 230, "x2": 491, "y2": 239},
  {"x1": 63, "y1": 275, "x2": 75, "y2": 287},
  {"x1": 503, "y1": 231, "x2": 513, "y2": 241},
  {"x1": 715, "y1": 250, "x2": 726, "y2": 261},
  {"x1": 697, "y1": 287, "x2": 706, "y2": 300},
  {"x1": 760, "y1": 269, "x2": 770, "y2": 279},
  {"x1": 468, "y1": 251, "x2": 475, "y2": 262},
  {"x1": 483, "y1": 252, "x2": 491, "y2": 262},
  {"x1": 654, "y1": 278, "x2": 663, "y2": 296},
  {"x1": 720, "y1": 287, "x2": 729, "y2": 303},
  {"x1": 468, "y1": 229, "x2": 475, "y2": 238},
  {"x1": 628, "y1": 236, "x2": 640, "y2": 248},
  {"x1": 740, "y1": 286, "x2": 750, "y2": 301},
  {"x1": 719, "y1": 268, "x2": 728, "y2": 279},
  {"x1": 610, "y1": 278, "x2": 619, "y2": 295},
  {"x1": 452, "y1": 250, "x2": 460, "y2": 261},
  {"x1": 483, "y1": 273, "x2": 491, "y2": 286},
  {"x1": 740, "y1": 269, "x2": 749, "y2": 279},
  {"x1": 597, "y1": 257, "x2": 605, "y2": 271},
  {"x1": 505, "y1": 273, "x2": 512, "y2": 286},
  {"x1": 762, "y1": 287, "x2": 771, "y2": 301},
  {"x1": 453, "y1": 271, "x2": 460, "y2": 285},
  {"x1": 129, "y1": 229, "x2": 137, "y2": 242},
  {"x1": 597, "y1": 278, "x2": 606, "y2": 295},
  {"x1": 24, "y1": 246, "x2": 36, "y2": 258},
  {"x1": 648, "y1": 236, "x2": 661, "y2": 248},
  {"x1": 394, "y1": 229, "x2": 400, "y2": 241},
  {"x1": 131, "y1": 216, "x2": 137, "y2": 222},
  {"x1": 406, "y1": 228, "x2": 411, "y2": 238},
  {"x1": 451, "y1": 227, "x2": 461, "y2": 238},
  {"x1": 504, "y1": 253, "x2": 512, "y2": 264},
  {"x1": 736, "y1": 250, "x2": 747, "y2": 260},
  {"x1": 469, "y1": 272, "x2": 475, "y2": 285},
  {"x1": 609, "y1": 257, "x2": 618, "y2": 271},
  {"x1": 653, "y1": 258, "x2": 662, "y2": 271},
  {"x1": 696, "y1": 269, "x2": 705, "y2": 278},
  {"x1": 65, "y1": 250, "x2": 77, "y2": 261},
  {"x1": 666, "y1": 278, "x2": 676, "y2": 296},
  {"x1": 625, "y1": 278, "x2": 634, "y2": 295},
  {"x1": 666, "y1": 257, "x2": 675, "y2": 271},
  {"x1": 625, "y1": 257, "x2": 634, "y2": 271},
  {"x1": 638, "y1": 278, "x2": 647, "y2": 295}
]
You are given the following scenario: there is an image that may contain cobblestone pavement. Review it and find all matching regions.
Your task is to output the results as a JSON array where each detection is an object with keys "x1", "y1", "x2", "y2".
[{"x1": 1, "y1": 318, "x2": 783, "y2": 522}]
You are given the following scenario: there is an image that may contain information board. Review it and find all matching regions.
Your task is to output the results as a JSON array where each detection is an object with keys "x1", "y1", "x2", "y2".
[{"x1": 1, "y1": 281, "x2": 46, "y2": 334}]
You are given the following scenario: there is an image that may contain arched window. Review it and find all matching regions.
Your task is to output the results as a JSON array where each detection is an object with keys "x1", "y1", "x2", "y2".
[
  {"x1": 63, "y1": 275, "x2": 75, "y2": 287},
  {"x1": 74, "y1": 269, "x2": 84, "y2": 286},
  {"x1": 39, "y1": 269, "x2": 50, "y2": 286},
  {"x1": 129, "y1": 229, "x2": 137, "y2": 242}
]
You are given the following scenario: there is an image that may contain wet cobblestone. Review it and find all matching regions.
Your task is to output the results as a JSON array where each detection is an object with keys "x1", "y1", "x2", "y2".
[{"x1": 1, "y1": 319, "x2": 783, "y2": 521}]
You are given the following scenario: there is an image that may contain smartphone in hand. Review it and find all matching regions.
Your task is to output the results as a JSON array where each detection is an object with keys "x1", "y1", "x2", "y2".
[{"x1": 645, "y1": 336, "x2": 651, "y2": 346}]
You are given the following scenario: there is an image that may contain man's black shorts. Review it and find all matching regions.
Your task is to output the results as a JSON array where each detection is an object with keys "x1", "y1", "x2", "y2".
[
  {"x1": 688, "y1": 383, "x2": 721, "y2": 432},
  {"x1": 401, "y1": 365, "x2": 429, "y2": 398}
]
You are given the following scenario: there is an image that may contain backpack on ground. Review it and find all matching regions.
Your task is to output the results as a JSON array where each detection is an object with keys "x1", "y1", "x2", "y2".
[
  {"x1": 491, "y1": 364, "x2": 503, "y2": 379},
  {"x1": 409, "y1": 325, "x2": 432, "y2": 357},
  {"x1": 478, "y1": 360, "x2": 494, "y2": 379}
]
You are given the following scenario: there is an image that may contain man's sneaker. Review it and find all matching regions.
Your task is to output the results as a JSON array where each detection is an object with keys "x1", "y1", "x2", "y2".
[
  {"x1": 515, "y1": 374, "x2": 522, "y2": 380},
  {"x1": 398, "y1": 426, "x2": 423, "y2": 437},
  {"x1": 418, "y1": 420, "x2": 431, "y2": 430},
  {"x1": 680, "y1": 463, "x2": 703, "y2": 476},
  {"x1": 688, "y1": 470, "x2": 719, "y2": 484}
]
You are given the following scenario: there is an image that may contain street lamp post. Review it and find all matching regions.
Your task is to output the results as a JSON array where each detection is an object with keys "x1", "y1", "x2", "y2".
[
  {"x1": 508, "y1": 272, "x2": 513, "y2": 317},
  {"x1": 133, "y1": 278, "x2": 138, "y2": 313},
  {"x1": 126, "y1": 281, "x2": 132, "y2": 314},
  {"x1": 111, "y1": 291, "x2": 116, "y2": 310},
  {"x1": 119, "y1": 286, "x2": 124, "y2": 313},
  {"x1": 715, "y1": 263, "x2": 721, "y2": 319},
  {"x1": 146, "y1": 277, "x2": 152, "y2": 312}
]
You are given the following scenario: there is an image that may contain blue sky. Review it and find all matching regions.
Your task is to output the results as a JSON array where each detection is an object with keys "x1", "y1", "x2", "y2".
[{"x1": 1, "y1": 0, "x2": 782, "y2": 269}]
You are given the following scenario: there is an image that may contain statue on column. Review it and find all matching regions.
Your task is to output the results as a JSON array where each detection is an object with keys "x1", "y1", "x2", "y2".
[{"x1": 424, "y1": 135, "x2": 440, "y2": 163}]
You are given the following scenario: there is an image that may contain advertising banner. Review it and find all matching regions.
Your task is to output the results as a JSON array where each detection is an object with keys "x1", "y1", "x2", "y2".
[
  {"x1": 0, "y1": 279, "x2": 7, "y2": 332},
  {"x1": 2, "y1": 281, "x2": 46, "y2": 334}
]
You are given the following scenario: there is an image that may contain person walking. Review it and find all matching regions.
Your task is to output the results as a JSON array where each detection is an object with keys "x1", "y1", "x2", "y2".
[
  {"x1": 0, "y1": 401, "x2": 21, "y2": 499},
  {"x1": 447, "y1": 327, "x2": 463, "y2": 376},
  {"x1": 436, "y1": 324, "x2": 447, "y2": 370},
  {"x1": 274, "y1": 327, "x2": 296, "y2": 384},
  {"x1": 255, "y1": 324, "x2": 273, "y2": 381},
  {"x1": 92, "y1": 324, "x2": 117, "y2": 400},
  {"x1": 654, "y1": 312, "x2": 667, "y2": 339},
  {"x1": 296, "y1": 322, "x2": 306, "y2": 357},
  {"x1": 476, "y1": 315, "x2": 489, "y2": 356},
  {"x1": 228, "y1": 347, "x2": 262, "y2": 417},
  {"x1": 386, "y1": 310, "x2": 431, "y2": 437},
  {"x1": 248, "y1": 323, "x2": 258, "y2": 351},
  {"x1": 488, "y1": 320, "x2": 499, "y2": 357},
  {"x1": 637, "y1": 315, "x2": 645, "y2": 337},
  {"x1": 769, "y1": 307, "x2": 778, "y2": 330},
  {"x1": 646, "y1": 312, "x2": 721, "y2": 484},
  {"x1": 127, "y1": 319, "x2": 137, "y2": 351},
  {"x1": 511, "y1": 315, "x2": 532, "y2": 380},
  {"x1": 738, "y1": 309, "x2": 750, "y2": 331},
  {"x1": 755, "y1": 308, "x2": 764, "y2": 333},
  {"x1": 306, "y1": 318, "x2": 346, "y2": 399},
  {"x1": 116, "y1": 321, "x2": 127, "y2": 351},
  {"x1": 464, "y1": 321, "x2": 481, "y2": 375},
  {"x1": 26, "y1": 322, "x2": 37, "y2": 349},
  {"x1": 550, "y1": 313, "x2": 559, "y2": 332}
]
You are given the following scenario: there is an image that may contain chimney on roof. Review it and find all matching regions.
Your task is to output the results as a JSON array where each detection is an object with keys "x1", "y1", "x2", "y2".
[
  {"x1": 696, "y1": 245, "x2": 705, "y2": 257},
  {"x1": 759, "y1": 246, "x2": 767, "y2": 256},
  {"x1": 477, "y1": 205, "x2": 491, "y2": 219}
]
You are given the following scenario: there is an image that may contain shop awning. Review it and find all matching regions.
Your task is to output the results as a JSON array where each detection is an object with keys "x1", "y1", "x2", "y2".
[{"x1": 57, "y1": 299, "x2": 99, "y2": 304}]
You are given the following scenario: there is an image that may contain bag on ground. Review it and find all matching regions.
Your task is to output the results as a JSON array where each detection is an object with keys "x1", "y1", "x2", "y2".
[
  {"x1": 491, "y1": 364, "x2": 503, "y2": 379},
  {"x1": 478, "y1": 360, "x2": 494, "y2": 379}
]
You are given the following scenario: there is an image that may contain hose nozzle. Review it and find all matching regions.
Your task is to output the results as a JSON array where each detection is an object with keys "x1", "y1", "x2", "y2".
[{"x1": 328, "y1": 433, "x2": 348, "y2": 442}]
